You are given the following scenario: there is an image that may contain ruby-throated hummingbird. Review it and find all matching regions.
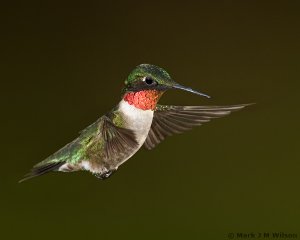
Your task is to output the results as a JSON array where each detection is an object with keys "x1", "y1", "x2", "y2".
[{"x1": 20, "y1": 64, "x2": 251, "y2": 182}]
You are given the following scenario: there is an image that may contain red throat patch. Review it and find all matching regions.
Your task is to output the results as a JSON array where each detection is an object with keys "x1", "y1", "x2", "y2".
[{"x1": 123, "y1": 90, "x2": 164, "y2": 110}]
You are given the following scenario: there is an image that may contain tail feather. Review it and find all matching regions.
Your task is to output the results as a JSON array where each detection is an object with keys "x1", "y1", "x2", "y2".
[{"x1": 19, "y1": 161, "x2": 65, "y2": 183}]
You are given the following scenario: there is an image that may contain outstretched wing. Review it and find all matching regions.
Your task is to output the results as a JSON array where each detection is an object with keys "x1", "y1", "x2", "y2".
[{"x1": 144, "y1": 104, "x2": 252, "y2": 150}]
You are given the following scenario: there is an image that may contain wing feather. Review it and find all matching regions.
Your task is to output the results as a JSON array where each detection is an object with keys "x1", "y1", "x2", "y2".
[
  {"x1": 99, "y1": 116, "x2": 139, "y2": 160},
  {"x1": 144, "y1": 104, "x2": 253, "y2": 150}
]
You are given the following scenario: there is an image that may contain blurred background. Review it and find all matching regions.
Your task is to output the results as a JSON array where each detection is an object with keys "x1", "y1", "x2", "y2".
[{"x1": 1, "y1": 1, "x2": 300, "y2": 239}]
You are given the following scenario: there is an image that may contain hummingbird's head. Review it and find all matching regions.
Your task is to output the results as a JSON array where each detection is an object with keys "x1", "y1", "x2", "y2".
[
  {"x1": 123, "y1": 64, "x2": 210, "y2": 97},
  {"x1": 123, "y1": 64, "x2": 175, "y2": 93},
  {"x1": 122, "y1": 64, "x2": 210, "y2": 110}
]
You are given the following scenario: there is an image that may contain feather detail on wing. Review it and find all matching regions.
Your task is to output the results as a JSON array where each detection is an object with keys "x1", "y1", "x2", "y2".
[
  {"x1": 100, "y1": 116, "x2": 139, "y2": 159},
  {"x1": 144, "y1": 104, "x2": 253, "y2": 150}
]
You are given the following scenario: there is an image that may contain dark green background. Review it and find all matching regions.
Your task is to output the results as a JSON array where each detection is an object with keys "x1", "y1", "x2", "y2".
[{"x1": 1, "y1": 1, "x2": 299, "y2": 239}]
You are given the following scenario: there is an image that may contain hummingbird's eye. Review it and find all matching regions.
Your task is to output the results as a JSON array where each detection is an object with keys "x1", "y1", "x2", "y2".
[{"x1": 144, "y1": 77, "x2": 156, "y2": 85}]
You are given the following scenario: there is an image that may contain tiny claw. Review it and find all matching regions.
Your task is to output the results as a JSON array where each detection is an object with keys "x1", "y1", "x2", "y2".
[{"x1": 95, "y1": 169, "x2": 116, "y2": 180}]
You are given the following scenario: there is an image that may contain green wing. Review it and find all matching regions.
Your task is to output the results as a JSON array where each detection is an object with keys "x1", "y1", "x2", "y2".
[
  {"x1": 144, "y1": 104, "x2": 252, "y2": 150},
  {"x1": 84, "y1": 115, "x2": 138, "y2": 161},
  {"x1": 20, "y1": 113, "x2": 138, "y2": 182}
]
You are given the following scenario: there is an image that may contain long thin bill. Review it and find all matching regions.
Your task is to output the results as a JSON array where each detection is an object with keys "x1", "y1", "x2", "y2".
[{"x1": 173, "y1": 84, "x2": 211, "y2": 98}]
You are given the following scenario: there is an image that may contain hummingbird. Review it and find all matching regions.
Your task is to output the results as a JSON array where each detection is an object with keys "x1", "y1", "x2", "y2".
[{"x1": 20, "y1": 64, "x2": 251, "y2": 182}]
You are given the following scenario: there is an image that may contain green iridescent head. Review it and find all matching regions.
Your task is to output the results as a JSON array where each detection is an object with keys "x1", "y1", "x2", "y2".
[{"x1": 123, "y1": 64, "x2": 210, "y2": 98}]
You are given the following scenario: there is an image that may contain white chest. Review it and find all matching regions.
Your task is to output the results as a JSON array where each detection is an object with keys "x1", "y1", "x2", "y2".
[{"x1": 118, "y1": 99, "x2": 154, "y2": 145}]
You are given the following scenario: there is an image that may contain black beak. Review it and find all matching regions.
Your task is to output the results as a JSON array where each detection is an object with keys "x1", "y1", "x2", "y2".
[{"x1": 173, "y1": 84, "x2": 211, "y2": 98}]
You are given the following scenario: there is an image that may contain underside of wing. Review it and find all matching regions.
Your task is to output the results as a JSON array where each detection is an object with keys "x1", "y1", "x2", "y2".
[{"x1": 144, "y1": 104, "x2": 253, "y2": 150}]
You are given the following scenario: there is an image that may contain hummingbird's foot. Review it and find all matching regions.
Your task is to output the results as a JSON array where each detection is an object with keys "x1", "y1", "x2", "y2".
[{"x1": 95, "y1": 169, "x2": 116, "y2": 180}]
